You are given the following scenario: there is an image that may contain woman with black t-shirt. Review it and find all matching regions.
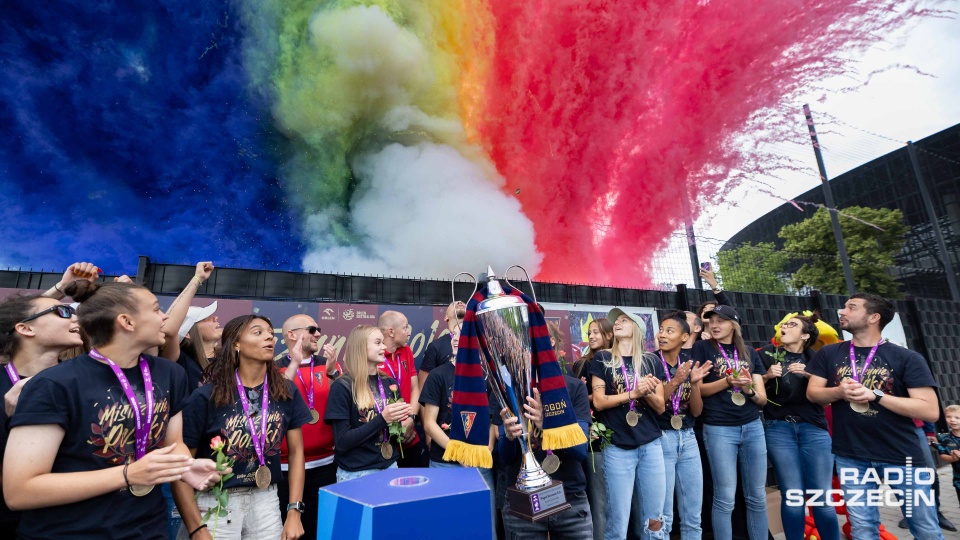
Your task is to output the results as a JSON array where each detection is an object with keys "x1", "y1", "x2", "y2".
[
  {"x1": 759, "y1": 314, "x2": 838, "y2": 540},
  {"x1": 3, "y1": 281, "x2": 223, "y2": 540},
  {"x1": 571, "y1": 317, "x2": 613, "y2": 540},
  {"x1": 174, "y1": 315, "x2": 310, "y2": 540},
  {"x1": 0, "y1": 294, "x2": 85, "y2": 536},
  {"x1": 325, "y1": 325, "x2": 411, "y2": 482},
  {"x1": 691, "y1": 305, "x2": 768, "y2": 540},
  {"x1": 589, "y1": 308, "x2": 666, "y2": 540}
]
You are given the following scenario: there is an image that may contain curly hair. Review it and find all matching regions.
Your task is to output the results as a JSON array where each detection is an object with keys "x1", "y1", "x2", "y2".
[{"x1": 208, "y1": 315, "x2": 291, "y2": 408}]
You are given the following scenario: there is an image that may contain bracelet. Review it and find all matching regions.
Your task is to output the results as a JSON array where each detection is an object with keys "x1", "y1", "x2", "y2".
[
  {"x1": 189, "y1": 524, "x2": 208, "y2": 538},
  {"x1": 743, "y1": 390, "x2": 756, "y2": 398},
  {"x1": 122, "y1": 461, "x2": 132, "y2": 489},
  {"x1": 54, "y1": 282, "x2": 64, "y2": 294},
  {"x1": 191, "y1": 276, "x2": 204, "y2": 287}
]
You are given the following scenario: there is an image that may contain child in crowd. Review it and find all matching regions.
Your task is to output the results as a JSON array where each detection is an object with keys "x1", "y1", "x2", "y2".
[{"x1": 936, "y1": 404, "x2": 960, "y2": 503}]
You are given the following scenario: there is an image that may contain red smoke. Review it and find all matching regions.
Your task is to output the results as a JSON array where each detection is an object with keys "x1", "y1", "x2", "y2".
[{"x1": 474, "y1": 0, "x2": 932, "y2": 287}]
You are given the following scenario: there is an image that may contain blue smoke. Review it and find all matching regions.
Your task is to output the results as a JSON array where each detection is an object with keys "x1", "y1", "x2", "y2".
[{"x1": 0, "y1": 0, "x2": 302, "y2": 274}]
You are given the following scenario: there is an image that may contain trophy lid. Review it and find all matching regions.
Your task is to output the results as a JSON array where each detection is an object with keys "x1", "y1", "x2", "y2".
[{"x1": 477, "y1": 266, "x2": 526, "y2": 315}]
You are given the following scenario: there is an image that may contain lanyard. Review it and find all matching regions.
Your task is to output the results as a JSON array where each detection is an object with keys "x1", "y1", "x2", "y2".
[
  {"x1": 89, "y1": 349, "x2": 154, "y2": 459},
  {"x1": 849, "y1": 340, "x2": 884, "y2": 382},
  {"x1": 234, "y1": 371, "x2": 270, "y2": 467},
  {"x1": 618, "y1": 360, "x2": 638, "y2": 412},
  {"x1": 658, "y1": 351, "x2": 682, "y2": 415},
  {"x1": 293, "y1": 355, "x2": 315, "y2": 410}
]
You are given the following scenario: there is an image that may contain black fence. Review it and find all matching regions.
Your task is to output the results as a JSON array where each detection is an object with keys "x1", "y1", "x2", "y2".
[{"x1": 3, "y1": 257, "x2": 959, "y2": 408}]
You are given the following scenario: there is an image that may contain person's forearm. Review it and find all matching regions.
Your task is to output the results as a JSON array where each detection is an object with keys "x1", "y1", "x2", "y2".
[
  {"x1": 644, "y1": 390, "x2": 665, "y2": 415},
  {"x1": 689, "y1": 386, "x2": 704, "y2": 417},
  {"x1": 423, "y1": 420, "x2": 449, "y2": 449},
  {"x1": 592, "y1": 391, "x2": 631, "y2": 411},
  {"x1": 409, "y1": 379, "x2": 420, "y2": 415},
  {"x1": 699, "y1": 379, "x2": 731, "y2": 398},
  {"x1": 747, "y1": 375, "x2": 767, "y2": 407},
  {"x1": 7, "y1": 466, "x2": 126, "y2": 510},
  {"x1": 284, "y1": 360, "x2": 299, "y2": 381},
  {"x1": 807, "y1": 385, "x2": 844, "y2": 406},
  {"x1": 875, "y1": 395, "x2": 939, "y2": 423},
  {"x1": 287, "y1": 446, "x2": 305, "y2": 508}
]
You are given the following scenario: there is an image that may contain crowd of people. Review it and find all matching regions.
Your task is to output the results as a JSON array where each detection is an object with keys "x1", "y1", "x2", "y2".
[{"x1": 0, "y1": 262, "x2": 956, "y2": 540}]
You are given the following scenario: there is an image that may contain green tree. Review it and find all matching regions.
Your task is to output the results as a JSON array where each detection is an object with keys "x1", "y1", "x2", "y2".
[
  {"x1": 716, "y1": 242, "x2": 792, "y2": 294},
  {"x1": 779, "y1": 206, "x2": 908, "y2": 297}
]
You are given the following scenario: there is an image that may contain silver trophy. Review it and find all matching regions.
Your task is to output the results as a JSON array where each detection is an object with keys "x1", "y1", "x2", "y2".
[{"x1": 457, "y1": 266, "x2": 570, "y2": 521}]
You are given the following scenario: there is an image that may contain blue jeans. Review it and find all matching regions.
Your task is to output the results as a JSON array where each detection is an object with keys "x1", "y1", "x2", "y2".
[
  {"x1": 703, "y1": 420, "x2": 768, "y2": 540},
  {"x1": 660, "y1": 428, "x2": 703, "y2": 540},
  {"x1": 834, "y1": 455, "x2": 943, "y2": 540},
  {"x1": 335, "y1": 462, "x2": 397, "y2": 482},
  {"x1": 583, "y1": 450, "x2": 607, "y2": 540},
  {"x1": 161, "y1": 483, "x2": 181, "y2": 540},
  {"x1": 764, "y1": 420, "x2": 839, "y2": 540},
  {"x1": 603, "y1": 441, "x2": 666, "y2": 540}
]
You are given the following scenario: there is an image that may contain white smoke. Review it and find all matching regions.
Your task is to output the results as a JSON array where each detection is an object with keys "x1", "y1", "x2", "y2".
[
  {"x1": 303, "y1": 142, "x2": 542, "y2": 278},
  {"x1": 300, "y1": 5, "x2": 542, "y2": 278}
]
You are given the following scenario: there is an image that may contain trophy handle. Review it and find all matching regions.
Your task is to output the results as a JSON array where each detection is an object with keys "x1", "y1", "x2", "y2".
[
  {"x1": 504, "y1": 265, "x2": 538, "y2": 308},
  {"x1": 451, "y1": 272, "x2": 479, "y2": 309}
]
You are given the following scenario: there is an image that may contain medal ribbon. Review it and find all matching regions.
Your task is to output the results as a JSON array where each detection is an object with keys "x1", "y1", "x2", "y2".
[
  {"x1": 234, "y1": 370, "x2": 270, "y2": 467},
  {"x1": 90, "y1": 349, "x2": 154, "y2": 459},
  {"x1": 293, "y1": 355, "x2": 315, "y2": 410},
  {"x1": 382, "y1": 354, "x2": 402, "y2": 394},
  {"x1": 618, "y1": 360, "x2": 638, "y2": 412},
  {"x1": 849, "y1": 340, "x2": 884, "y2": 383},
  {"x1": 5, "y1": 363, "x2": 20, "y2": 385},
  {"x1": 717, "y1": 344, "x2": 742, "y2": 395},
  {"x1": 658, "y1": 351, "x2": 683, "y2": 416},
  {"x1": 370, "y1": 375, "x2": 389, "y2": 445}
]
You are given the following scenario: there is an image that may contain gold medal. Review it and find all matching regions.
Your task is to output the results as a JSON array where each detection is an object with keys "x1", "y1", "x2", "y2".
[
  {"x1": 670, "y1": 415, "x2": 683, "y2": 430},
  {"x1": 381, "y1": 443, "x2": 394, "y2": 460},
  {"x1": 850, "y1": 401, "x2": 870, "y2": 414},
  {"x1": 255, "y1": 465, "x2": 271, "y2": 489},
  {"x1": 626, "y1": 410, "x2": 640, "y2": 426},
  {"x1": 731, "y1": 392, "x2": 746, "y2": 406},
  {"x1": 541, "y1": 453, "x2": 560, "y2": 474},
  {"x1": 129, "y1": 484, "x2": 154, "y2": 497},
  {"x1": 309, "y1": 408, "x2": 320, "y2": 425}
]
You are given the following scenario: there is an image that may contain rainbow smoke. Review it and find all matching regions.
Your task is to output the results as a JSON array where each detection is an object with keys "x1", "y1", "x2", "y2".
[{"x1": 0, "y1": 0, "x2": 941, "y2": 284}]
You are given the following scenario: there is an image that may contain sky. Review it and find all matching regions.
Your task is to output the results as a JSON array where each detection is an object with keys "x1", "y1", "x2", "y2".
[{"x1": 674, "y1": 13, "x2": 960, "y2": 288}]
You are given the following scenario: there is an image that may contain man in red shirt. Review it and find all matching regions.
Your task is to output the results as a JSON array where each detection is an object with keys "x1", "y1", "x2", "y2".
[
  {"x1": 378, "y1": 310, "x2": 423, "y2": 467},
  {"x1": 278, "y1": 314, "x2": 340, "y2": 539}
]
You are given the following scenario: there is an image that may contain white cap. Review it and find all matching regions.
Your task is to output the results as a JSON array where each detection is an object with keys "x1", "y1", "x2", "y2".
[{"x1": 178, "y1": 301, "x2": 218, "y2": 340}]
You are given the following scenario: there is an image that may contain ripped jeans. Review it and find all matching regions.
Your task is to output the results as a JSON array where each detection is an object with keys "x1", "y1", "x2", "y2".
[{"x1": 603, "y1": 441, "x2": 666, "y2": 540}]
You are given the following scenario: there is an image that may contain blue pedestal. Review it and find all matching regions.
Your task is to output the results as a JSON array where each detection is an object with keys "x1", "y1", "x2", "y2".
[{"x1": 316, "y1": 468, "x2": 492, "y2": 540}]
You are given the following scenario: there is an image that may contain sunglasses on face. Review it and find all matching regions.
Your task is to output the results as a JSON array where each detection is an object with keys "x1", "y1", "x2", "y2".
[
  {"x1": 292, "y1": 326, "x2": 321, "y2": 335},
  {"x1": 6, "y1": 304, "x2": 77, "y2": 335}
]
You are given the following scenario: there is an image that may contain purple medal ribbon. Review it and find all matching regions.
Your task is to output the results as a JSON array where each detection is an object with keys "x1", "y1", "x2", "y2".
[
  {"x1": 619, "y1": 361, "x2": 638, "y2": 412},
  {"x1": 717, "y1": 345, "x2": 742, "y2": 395},
  {"x1": 849, "y1": 339, "x2": 885, "y2": 383},
  {"x1": 658, "y1": 352, "x2": 683, "y2": 415},
  {"x1": 293, "y1": 355, "x2": 315, "y2": 410},
  {"x1": 90, "y1": 349, "x2": 154, "y2": 459},
  {"x1": 370, "y1": 375, "x2": 389, "y2": 446},
  {"x1": 382, "y1": 355, "x2": 402, "y2": 394},
  {"x1": 5, "y1": 363, "x2": 20, "y2": 385},
  {"x1": 234, "y1": 370, "x2": 270, "y2": 468}
]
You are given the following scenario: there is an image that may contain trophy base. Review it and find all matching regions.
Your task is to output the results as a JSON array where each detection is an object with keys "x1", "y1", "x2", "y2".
[{"x1": 506, "y1": 480, "x2": 571, "y2": 522}]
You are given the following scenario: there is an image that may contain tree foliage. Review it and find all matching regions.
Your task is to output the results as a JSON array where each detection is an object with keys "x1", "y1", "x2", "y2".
[
  {"x1": 779, "y1": 206, "x2": 908, "y2": 297},
  {"x1": 716, "y1": 242, "x2": 792, "y2": 294}
]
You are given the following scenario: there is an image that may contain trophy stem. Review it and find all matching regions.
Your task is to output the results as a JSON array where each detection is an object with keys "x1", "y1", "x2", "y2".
[{"x1": 516, "y1": 449, "x2": 552, "y2": 491}]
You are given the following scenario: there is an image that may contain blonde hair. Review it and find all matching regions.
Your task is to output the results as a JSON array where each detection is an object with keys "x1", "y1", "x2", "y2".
[
  {"x1": 604, "y1": 318, "x2": 654, "y2": 377},
  {"x1": 945, "y1": 404, "x2": 960, "y2": 415},
  {"x1": 343, "y1": 325, "x2": 380, "y2": 411}
]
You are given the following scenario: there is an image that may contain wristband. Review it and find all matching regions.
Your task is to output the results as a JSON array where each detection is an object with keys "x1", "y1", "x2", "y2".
[
  {"x1": 191, "y1": 276, "x2": 204, "y2": 287},
  {"x1": 743, "y1": 390, "x2": 756, "y2": 398},
  {"x1": 189, "y1": 524, "x2": 208, "y2": 538},
  {"x1": 54, "y1": 282, "x2": 65, "y2": 294},
  {"x1": 122, "y1": 461, "x2": 132, "y2": 489}
]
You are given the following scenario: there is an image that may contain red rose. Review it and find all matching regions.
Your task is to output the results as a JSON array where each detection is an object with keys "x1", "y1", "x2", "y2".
[{"x1": 725, "y1": 369, "x2": 733, "y2": 375}]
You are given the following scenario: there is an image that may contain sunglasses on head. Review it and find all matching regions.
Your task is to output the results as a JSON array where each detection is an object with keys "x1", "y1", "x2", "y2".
[
  {"x1": 292, "y1": 326, "x2": 321, "y2": 335},
  {"x1": 6, "y1": 304, "x2": 77, "y2": 335}
]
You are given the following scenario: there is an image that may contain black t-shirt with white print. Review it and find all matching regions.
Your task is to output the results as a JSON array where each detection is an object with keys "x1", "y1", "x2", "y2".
[
  {"x1": 324, "y1": 374, "x2": 401, "y2": 472},
  {"x1": 9, "y1": 354, "x2": 188, "y2": 540},
  {"x1": 655, "y1": 348, "x2": 696, "y2": 431},
  {"x1": 181, "y1": 379, "x2": 311, "y2": 489},
  {"x1": 588, "y1": 351, "x2": 665, "y2": 449},
  {"x1": 807, "y1": 341, "x2": 937, "y2": 465},
  {"x1": 758, "y1": 345, "x2": 827, "y2": 430},
  {"x1": 692, "y1": 340, "x2": 767, "y2": 426}
]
